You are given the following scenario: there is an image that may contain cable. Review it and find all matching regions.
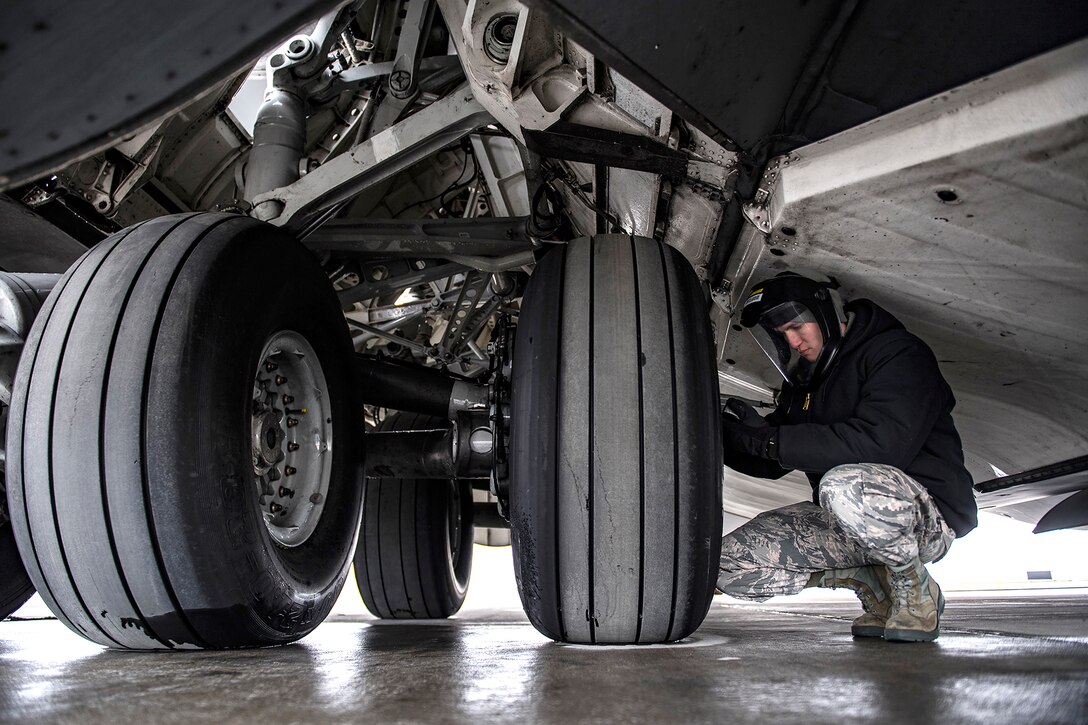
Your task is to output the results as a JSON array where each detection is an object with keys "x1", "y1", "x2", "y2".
[
  {"x1": 546, "y1": 160, "x2": 629, "y2": 234},
  {"x1": 393, "y1": 147, "x2": 478, "y2": 218}
]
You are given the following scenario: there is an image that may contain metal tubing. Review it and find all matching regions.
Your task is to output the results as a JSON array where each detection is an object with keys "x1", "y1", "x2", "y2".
[
  {"x1": 365, "y1": 428, "x2": 459, "y2": 478},
  {"x1": 445, "y1": 250, "x2": 536, "y2": 273},
  {"x1": 355, "y1": 355, "x2": 490, "y2": 416},
  {"x1": 245, "y1": 88, "x2": 306, "y2": 218},
  {"x1": 356, "y1": 356, "x2": 455, "y2": 417},
  {"x1": 364, "y1": 414, "x2": 493, "y2": 479}
]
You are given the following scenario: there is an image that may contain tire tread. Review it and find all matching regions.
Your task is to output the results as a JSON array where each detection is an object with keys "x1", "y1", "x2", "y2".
[{"x1": 511, "y1": 235, "x2": 721, "y2": 645}]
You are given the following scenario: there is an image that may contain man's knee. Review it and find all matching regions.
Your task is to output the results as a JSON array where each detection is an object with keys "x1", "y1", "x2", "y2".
[
  {"x1": 818, "y1": 464, "x2": 874, "y2": 518},
  {"x1": 720, "y1": 502, "x2": 828, "y2": 571},
  {"x1": 719, "y1": 530, "x2": 773, "y2": 570}
]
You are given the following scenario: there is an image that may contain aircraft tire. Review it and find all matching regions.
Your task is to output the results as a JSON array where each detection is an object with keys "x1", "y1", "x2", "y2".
[
  {"x1": 6, "y1": 213, "x2": 363, "y2": 649},
  {"x1": 0, "y1": 519, "x2": 34, "y2": 620},
  {"x1": 509, "y1": 235, "x2": 722, "y2": 644},
  {"x1": 354, "y1": 412, "x2": 474, "y2": 618}
]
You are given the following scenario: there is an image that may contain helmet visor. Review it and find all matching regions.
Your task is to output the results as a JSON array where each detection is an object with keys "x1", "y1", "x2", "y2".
[{"x1": 747, "y1": 301, "x2": 820, "y2": 386}]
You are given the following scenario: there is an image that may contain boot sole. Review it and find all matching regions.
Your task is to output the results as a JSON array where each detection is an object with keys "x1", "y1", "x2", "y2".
[
  {"x1": 851, "y1": 625, "x2": 885, "y2": 638},
  {"x1": 884, "y1": 590, "x2": 945, "y2": 642}
]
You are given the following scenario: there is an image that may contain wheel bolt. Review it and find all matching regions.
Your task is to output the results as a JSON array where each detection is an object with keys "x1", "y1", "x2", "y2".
[
  {"x1": 287, "y1": 442, "x2": 299, "y2": 452},
  {"x1": 285, "y1": 466, "x2": 297, "y2": 476},
  {"x1": 275, "y1": 375, "x2": 287, "y2": 386},
  {"x1": 270, "y1": 502, "x2": 283, "y2": 514},
  {"x1": 265, "y1": 362, "x2": 278, "y2": 372},
  {"x1": 282, "y1": 394, "x2": 295, "y2": 404},
  {"x1": 287, "y1": 417, "x2": 299, "y2": 428},
  {"x1": 278, "y1": 486, "x2": 295, "y2": 498}
]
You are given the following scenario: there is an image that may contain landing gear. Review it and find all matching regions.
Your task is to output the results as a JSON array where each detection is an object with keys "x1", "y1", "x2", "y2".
[
  {"x1": 6, "y1": 213, "x2": 363, "y2": 649},
  {"x1": 5, "y1": 220, "x2": 721, "y2": 649}
]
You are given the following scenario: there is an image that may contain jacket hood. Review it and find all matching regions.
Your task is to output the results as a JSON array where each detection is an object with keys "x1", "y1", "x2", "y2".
[{"x1": 839, "y1": 299, "x2": 905, "y2": 359}]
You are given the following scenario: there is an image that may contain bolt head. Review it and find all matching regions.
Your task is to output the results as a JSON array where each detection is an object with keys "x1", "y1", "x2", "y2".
[{"x1": 389, "y1": 70, "x2": 412, "y2": 93}]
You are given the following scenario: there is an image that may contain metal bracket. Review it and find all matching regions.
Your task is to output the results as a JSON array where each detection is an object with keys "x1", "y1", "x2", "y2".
[
  {"x1": 438, "y1": 269, "x2": 502, "y2": 363},
  {"x1": 388, "y1": 0, "x2": 432, "y2": 101},
  {"x1": 79, "y1": 142, "x2": 163, "y2": 216},
  {"x1": 740, "y1": 154, "x2": 791, "y2": 234},
  {"x1": 304, "y1": 216, "x2": 536, "y2": 258},
  {"x1": 685, "y1": 157, "x2": 735, "y2": 203},
  {"x1": 523, "y1": 120, "x2": 689, "y2": 177},
  {"x1": 741, "y1": 201, "x2": 773, "y2": 234},
  {"x1": 710, "y1": 281, "x2": 734, "y2": 317}
]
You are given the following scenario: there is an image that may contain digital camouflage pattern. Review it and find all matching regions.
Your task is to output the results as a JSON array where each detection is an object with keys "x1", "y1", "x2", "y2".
[{"x1": 718, "y1": 463, "x2": 955, "y2": 601}]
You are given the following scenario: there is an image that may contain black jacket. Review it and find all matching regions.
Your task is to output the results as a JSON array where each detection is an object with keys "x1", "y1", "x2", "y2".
[{"x1": 731, "y1": 299, "x2": 977, "y2": 536}]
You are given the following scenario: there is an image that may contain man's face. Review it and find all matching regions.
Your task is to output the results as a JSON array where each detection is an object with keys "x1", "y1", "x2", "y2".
[{"x1": 775, "y1": 320, "x2": 823, "y2": 362}]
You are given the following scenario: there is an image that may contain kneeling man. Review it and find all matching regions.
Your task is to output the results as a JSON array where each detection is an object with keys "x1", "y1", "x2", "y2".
[{"x1": 718, "y1": 272, "x2": 976, "y2": 642}]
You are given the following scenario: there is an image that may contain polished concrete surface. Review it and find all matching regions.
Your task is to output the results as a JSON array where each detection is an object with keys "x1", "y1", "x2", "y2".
[{"x1": 2, "y1": 590, "x2": 1087, "y2": 724}]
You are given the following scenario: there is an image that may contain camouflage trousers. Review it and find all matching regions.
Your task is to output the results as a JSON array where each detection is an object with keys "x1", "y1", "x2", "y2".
[{"x1": 717, "y1": 463, "x2": 956, "y2": 601}]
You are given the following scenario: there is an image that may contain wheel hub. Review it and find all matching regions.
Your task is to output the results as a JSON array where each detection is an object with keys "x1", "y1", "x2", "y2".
[
  {"x1": 251, "y1": 409, "x2": 286, "y2": 475},
  {"x1": 251, "y1": 330, "x2": 333, "y2": 548}
]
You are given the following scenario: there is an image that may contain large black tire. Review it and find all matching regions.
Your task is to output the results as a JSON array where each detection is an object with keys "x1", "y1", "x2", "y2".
[
  {"x1": 0, "y1": 274, "x2": 60, "y2": 619},
  {"x1": 510, "y1": 235, "x2": 722, "y2": 644},
  {"x1": 0, "y1": 511, "x2": 34, "y2": 620},
  {"x1": 3, "y1": 416, "x2": 33, "y2": 622},
  {"x1": 355, "y1": 412, "x2": 474, "y2": 618},
  {"x1": 7, "y1": 213, "x2": 363, "y2": 649}
]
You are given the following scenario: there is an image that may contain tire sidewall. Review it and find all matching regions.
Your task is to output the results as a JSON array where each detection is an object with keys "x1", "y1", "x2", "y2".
[{"x1": 146, "y1": 220, "x2": 363, "y2": 639}]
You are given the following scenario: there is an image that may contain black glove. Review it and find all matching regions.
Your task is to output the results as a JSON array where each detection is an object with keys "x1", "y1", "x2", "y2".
[
  {"x1": 721, "y1": 399, "x2": 779, "y2": 460},
  {"x1": 724, "y1": 398, "x2": 768, "y2": 428}
]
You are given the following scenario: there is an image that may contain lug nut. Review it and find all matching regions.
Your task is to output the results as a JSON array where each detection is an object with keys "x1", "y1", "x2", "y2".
[
  {"x1": 282, "y1": 394, "x2": 295, "y2": 404},
  {"x1": 265, "y1": 362, "x2": 278, "y2": 372},
  {"x1": 285, "y1": 466, "x2": 297, "y2": 476},
  {"x1": 275, "y1": 375, "x2": 287, "y2": 386},
  {"x1": 287, "y1": 442, "x2": 300, "y2": 452},
  {"x1": 278, "y1": 486, "x2": 295, "y2": 498},
  {"x1": 270, "y1": 502, "x2": 283, "y2": 514},
  {"x1": 287, "y1": 417, "x2": 299, "y2": 428}
]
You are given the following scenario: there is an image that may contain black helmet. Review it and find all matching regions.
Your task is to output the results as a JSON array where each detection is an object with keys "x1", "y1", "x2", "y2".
[{"x1": 739, "y1": 272, "x2": 847, "y2": 389}]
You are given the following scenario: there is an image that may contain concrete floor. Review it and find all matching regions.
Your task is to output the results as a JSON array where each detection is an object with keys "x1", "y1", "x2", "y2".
[{"x1": 2, "y1": 592, "x2": 1086, "y2": 724}]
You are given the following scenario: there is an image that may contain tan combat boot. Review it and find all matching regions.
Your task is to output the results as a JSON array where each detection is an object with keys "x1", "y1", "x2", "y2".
[
  {"x1": 809, "y1": 566, "x2": 892, "y2": 638},
  {"x1": 884, "y1": 557, "x2": 945, "y2": 642}
]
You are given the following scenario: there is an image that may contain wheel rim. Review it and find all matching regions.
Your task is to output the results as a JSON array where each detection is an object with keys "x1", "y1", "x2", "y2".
[{"x1": 251, "y1": 330, "x2": 333, "y2": 548}]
